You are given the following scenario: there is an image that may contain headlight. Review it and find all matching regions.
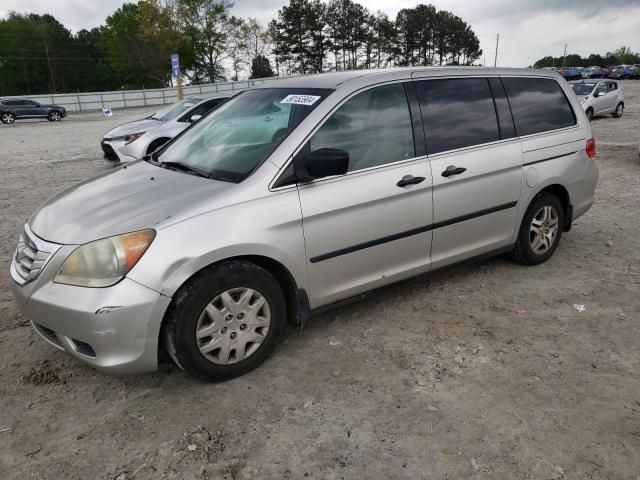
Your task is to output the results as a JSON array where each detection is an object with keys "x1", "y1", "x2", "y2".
[
  {"x1": 124, "y1": 132, "x2": 146, "y2": 144},
  {"x1": 54, "y1": 230, "x2": 155, "y2": 287}
]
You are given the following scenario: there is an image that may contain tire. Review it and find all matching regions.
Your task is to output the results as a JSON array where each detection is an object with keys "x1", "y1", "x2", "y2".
[
  {"x1": 612, "y1": 102, "x2": 624, "y2": 118},
  {"x1": 585, "y1": 108, "x2": 593, "y2": 122},
  {"x1": 163, "y1": 260, "x2": 286, "y2": 382},
  {"x1": 510, "y1": 192, "x2": 565, "y2": 266},
  {"x1": 1, "y1": 112, "x2": 15, "y2": 124},
  {"x1": 146, "y1": 138, "x2": 170, "y2": 155},
  {"x1": 47, "y1": 111, "x2": 62, "y2": 122}
]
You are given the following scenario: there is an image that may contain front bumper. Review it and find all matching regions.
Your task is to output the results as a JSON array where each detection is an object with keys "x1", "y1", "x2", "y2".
[
  {"x1": 9, "y1": 262, "x2": 171, "y2": 375},
  {"x1": 100, "y1": 138, "x2": 139, "y2": 163}
]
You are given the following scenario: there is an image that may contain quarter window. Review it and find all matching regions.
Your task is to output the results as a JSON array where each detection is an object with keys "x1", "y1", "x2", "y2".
[
  {"x1": 309, "y1": 83, "x2": 415, "y2": 172},
  {"x1": 502, "y1": 77, "x2": 576, "y2": 136},
  {"x1": 415, "y1": 78, "x2": 500, "y2": 155}
]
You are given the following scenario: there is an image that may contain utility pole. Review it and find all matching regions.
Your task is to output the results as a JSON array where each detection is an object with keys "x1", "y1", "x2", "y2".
[
  {"x1": 494, "y1": 33, "x2": 499, "y2": 67},
  {"x1": 561, "y1": 44, "x2": 567, "y2": 68}
]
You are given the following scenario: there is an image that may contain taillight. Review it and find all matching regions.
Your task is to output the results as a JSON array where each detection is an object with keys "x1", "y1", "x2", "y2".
[{"x1": 586, "y1": 138, "x2": 596, "y2": 159}]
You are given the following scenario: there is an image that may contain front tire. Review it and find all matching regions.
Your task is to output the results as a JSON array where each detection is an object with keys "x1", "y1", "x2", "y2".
[
  {"x1": 47, "y1": 111, "x2": 62, "y2": 122},
  {"x1": 612, "y1": 102, "x2": 624, "y2": 118},
  {"x1": 1, "y1": 112, "x2": 15, "y2": 124},
  {"x1": 163, "y1": 260, "x2": 286, "y2": 382},
  {"x1": 510, "y1": 192, "x2": 564, "y2": 266},
  {"x1": 585, "y1": 108, "x2": 593, "y2": 122}
]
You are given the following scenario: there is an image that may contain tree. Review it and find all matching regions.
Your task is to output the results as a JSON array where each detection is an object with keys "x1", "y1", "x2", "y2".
[
  {"x1": 177, "y1": 0, "x2": 237, "y2": 83},
  {"x1": 250, "y1": 54, "x2": 274, "y2": 78}
]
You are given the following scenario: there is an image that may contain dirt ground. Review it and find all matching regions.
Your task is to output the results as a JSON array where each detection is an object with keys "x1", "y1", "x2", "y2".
[{"x1": 1, "y1": 82, "x2": 639, "y2": 480}]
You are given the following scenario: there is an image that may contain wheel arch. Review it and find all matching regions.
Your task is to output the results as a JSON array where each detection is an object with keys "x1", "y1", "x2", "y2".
[
  {"x1": 146, "y1": 137, "x2": 172, "y2": 155},
  {"x1": 535, "y1": 183, "x2": 572, "y2": 231},
  {"x1": 157, "y1": 253, "x2": 304, "y2": 346}
]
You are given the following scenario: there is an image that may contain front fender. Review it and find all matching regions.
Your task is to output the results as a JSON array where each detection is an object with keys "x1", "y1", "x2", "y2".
[{"x1": 127, "y1": 189, "x2": 308, "y2": 299}]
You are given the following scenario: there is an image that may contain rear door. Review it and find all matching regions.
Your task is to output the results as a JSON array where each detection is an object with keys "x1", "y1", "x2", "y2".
[
  {"x1": 295, "y1": 82, "x2": 433, "y2": 307},
  {"x1": 413, "y1": 76, "x2": 523, "y2": 269}
]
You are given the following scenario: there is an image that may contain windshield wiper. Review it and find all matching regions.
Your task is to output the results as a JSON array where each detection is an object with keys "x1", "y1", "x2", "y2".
[{"x1": 159, "y1": 161, "x2": 210, "y2": 178}]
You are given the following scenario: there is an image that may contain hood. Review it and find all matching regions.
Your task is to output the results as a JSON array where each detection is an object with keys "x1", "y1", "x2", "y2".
[
  {"x1": 29, "y1": 161, "x2": 234, "y2": 245},
  {"x1": 104, "y1": 118, "x2": 162, "y2": 138}
]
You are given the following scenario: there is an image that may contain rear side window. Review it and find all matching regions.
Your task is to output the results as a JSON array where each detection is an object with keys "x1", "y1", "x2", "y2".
[
  {"x1": 415, "y1": 78, "x2": 500, "y2": 154},
  {"x1": 309, "y1": 83, "x2": 415, "y2": 172},
  {"x1": 502, "y1": 77, "x2": 576, "y2": 136}
]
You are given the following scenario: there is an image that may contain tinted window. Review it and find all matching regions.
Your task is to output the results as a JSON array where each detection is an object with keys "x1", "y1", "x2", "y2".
[
  {"x1": 488, "y1": 78, "x2": 516, "y2": 140},
  {"x1": 502, "y1": 77, "x2": 576, "y2": 136},
  {"x1": 309, "y1": 83, "x2": 415, "y2": 172},
  {"x1": 415, "y1": 78, "x2": 500, "y2": 154}
]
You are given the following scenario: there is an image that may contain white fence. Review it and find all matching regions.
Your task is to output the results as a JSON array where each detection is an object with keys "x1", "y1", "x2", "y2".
[{"x1": 6, "y1": 77, "x2": 287, "y2": 113}]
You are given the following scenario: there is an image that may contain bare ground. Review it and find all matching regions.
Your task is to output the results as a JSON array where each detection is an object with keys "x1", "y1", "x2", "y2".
[{"x1": 0, "y1": 83, "x2": 639, "y2": 480}]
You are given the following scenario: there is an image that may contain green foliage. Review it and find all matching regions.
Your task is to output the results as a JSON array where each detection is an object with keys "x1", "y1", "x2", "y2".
[
  {"x1": 250, "y1": 54, "x2": 274, "y2": 78},
  {"x1": 533, "y1": 47, "x2": 640, "y2": 69},
  {"x1": 0, "y1": 0, "x2": 484, "y2": 95}
]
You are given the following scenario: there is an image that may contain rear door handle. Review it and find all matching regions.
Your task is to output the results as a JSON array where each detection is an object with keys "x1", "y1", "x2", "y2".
[
  {"x1": 441, "y1": 165, "x2": 467, "y2": 177},
  {"x1": 396, "y1": 175, "x2": 426, "y2": 187}
]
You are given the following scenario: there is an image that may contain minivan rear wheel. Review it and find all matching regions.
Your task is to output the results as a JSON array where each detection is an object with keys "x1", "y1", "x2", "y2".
[
  {"x1": 510, "y1": 192, "x2": 564, "y2": 266},
  {"x1": 163, "y1": 260, "x2": 286, "y2": 382}
]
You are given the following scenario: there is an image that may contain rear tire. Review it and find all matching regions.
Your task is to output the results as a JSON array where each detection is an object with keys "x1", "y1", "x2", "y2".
[
  {"x1": 163, "y1": 260, "x2": 286, "y2": 382},
  {"x1": 612, "y1": 102, "x2": 624, "y2": 118},
  {"x1": 510, "y1": 192, "x2": 564, "y2": 266},
  {"x1": 1, "y1": 112, "x2": 15, "y2": 124}
]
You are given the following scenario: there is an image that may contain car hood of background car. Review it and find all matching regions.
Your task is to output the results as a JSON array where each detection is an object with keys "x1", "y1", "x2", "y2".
[
  {"x1": 29, "y1": 160, "x2": 235, "y2": 245},
  {"x1": 105, "y1": 118, "x2": 162, "y2": 138}
]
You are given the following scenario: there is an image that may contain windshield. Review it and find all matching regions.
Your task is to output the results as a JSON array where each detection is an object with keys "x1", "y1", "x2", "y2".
[
  {"x1": 156, "y1": 88, "x2": 331, "y2": 182},
  {"x1": 151, "y1": 98, "x2": 199, "y2": 121},
  {"x1": 571, "y1": 83, "x2": 596, "y2": 96}
]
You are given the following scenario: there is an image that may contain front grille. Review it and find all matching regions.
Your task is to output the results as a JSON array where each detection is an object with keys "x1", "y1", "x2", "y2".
[
  {"x1": 11, "y1": 225, "x2": 60, "y2": 285},
  {"x1": 101, "y1": 141, "x2": 117, "y2": 159}
]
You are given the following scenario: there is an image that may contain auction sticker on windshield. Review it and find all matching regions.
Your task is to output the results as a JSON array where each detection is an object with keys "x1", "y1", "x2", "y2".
[{"x1": 281, "y1": 94, "x2": 321, "y2": 106}]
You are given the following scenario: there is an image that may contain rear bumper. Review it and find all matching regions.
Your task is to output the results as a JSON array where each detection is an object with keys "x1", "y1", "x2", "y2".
[{"x1": 9, "y1": 274, "x2": 171, "y2": 375}]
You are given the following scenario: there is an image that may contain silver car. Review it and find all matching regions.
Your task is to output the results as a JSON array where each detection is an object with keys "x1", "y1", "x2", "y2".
[
  {"x1": 570, "y1": 79, "x2": 624, "y2": 121},
  {"x1": 10, "y1": 68, "x2": 599, "y2": 382},
  {"x1": 101, "y1": 95, "x2": 229, "y2": 162}
]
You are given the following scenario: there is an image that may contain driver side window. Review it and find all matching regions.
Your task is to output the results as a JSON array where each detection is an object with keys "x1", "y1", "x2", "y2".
[
  {"x1": 309, "y1": 83, "x2": 415, "y2": 172},
  {"x1": 596, "y1": 83, "x2": 607, "y2": 95}
]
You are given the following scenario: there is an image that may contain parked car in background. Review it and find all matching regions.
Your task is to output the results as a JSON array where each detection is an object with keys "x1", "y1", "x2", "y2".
[
  {"x1": 586, "y1": 68, "x2": 611, "y2": 79},
  {"x1": 0, "y1": 98, "x2": 66, "y2": 124},
  {"x1": 9, "y1": 67, "x2": 598, "y2": 382},
  {"x1": 609, "y1": 66, "x2": 634, "y2": 79},
  {"x1": 570, "y1": 79, "x2": 624, "y2": 120},
  {"x1": 559, "y1": 67, "x2": 582, "y2": 81},
  {"x1": 101, "y1": 94, "x2": 229, "y2": 162}
]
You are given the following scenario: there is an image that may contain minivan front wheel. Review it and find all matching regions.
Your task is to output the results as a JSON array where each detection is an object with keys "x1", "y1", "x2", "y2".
[
  {"x1": 163, "y1": 260, "x2": 286, "y2": 382},
  {"x1": 510, "y1": 192, "x2": 564, "y2": 266},
  {"x1": 612, "y1": 102, "x2": 624, "y2": 118}
]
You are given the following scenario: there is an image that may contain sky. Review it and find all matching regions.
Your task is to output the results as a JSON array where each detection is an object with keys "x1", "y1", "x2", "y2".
[{"x1": 1, "y1": 0, "x2": 639, "y2": 67}]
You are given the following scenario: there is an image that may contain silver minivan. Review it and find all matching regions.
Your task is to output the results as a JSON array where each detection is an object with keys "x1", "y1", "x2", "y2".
[{"x1": 10, "y1": 68, "x2": 599, "y2": 382}]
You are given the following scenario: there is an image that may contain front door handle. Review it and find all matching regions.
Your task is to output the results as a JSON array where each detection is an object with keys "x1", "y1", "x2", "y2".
[
  {"x1": 441, "y1": 165, "x2": 467, "y2": 177},
  {"x1": 396, "y1": 175, "x2": 426, "y2": 187}
]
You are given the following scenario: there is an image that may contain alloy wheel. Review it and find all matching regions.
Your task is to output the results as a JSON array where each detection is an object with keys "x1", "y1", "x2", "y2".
[
  {"x1": 195, "y1": 287, "x2": 271, "y2": 365},
  {"x1": 529, "y1": 205, "x2": 559, "y2": 255},
  {"x1": 2, "y1": 113, "x2": 15, "y2": 124},
  {"x1": 50, "y1": 112, "x2": 61, "y2": 121}
]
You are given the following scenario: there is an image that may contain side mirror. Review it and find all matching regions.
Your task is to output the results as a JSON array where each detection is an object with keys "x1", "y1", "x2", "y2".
[
  {"x1": 190, "y1": 114, "x2": 202, "y2": 123},
  {"x1": 302, "y1": 148, "x2": 350, "y2": 180}
]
